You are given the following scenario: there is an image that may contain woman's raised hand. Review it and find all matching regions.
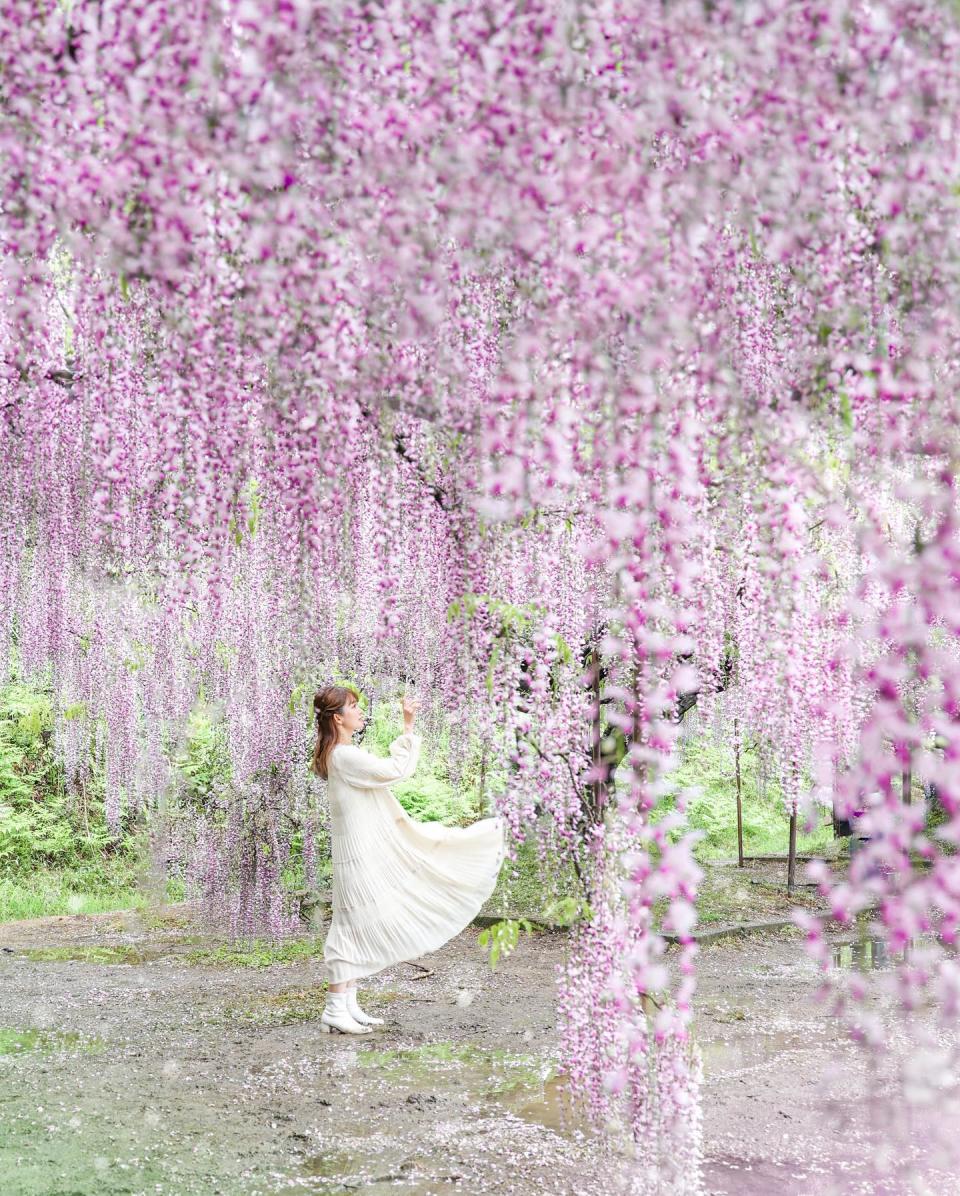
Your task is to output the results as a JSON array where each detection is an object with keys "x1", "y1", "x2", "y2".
[{"x1": 401, "y1": 693, "x2": 420, "y2": 730}]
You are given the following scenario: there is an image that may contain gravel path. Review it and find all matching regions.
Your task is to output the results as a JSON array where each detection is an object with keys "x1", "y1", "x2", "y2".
[{"x1": 0, "y1": 908, "x2": 956, "y2": 1195}]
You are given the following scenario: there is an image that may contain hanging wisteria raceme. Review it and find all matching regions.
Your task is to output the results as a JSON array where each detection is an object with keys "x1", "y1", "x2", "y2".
[
  {"x1": 796, "y1": 465, "x2": 960, "y2": 1147},
  {"x1": 570, "y1": 394, "x2": 707, "y2": 1191},
  {"x1": 4, "y1": 1, "x2": 960, "y2": 1188},
  {"x1": 695, "y1": 443, "x2": 859, "y2": 824}
]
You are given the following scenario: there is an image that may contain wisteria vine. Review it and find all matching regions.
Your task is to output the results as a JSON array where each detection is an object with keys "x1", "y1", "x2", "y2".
[{"x1": 3, "y1": 1, "x2": 960, "y2": 1189}]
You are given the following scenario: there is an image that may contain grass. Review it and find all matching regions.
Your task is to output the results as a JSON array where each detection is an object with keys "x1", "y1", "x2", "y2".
[
  {"x1": 184, "y1": 934, "x2": 327, "y2": 968},
  {"x1": 624, "y1": 731, "x2": 838, "y2": 862},
  {"x1": 137, "y1": 907, "x2": 193, "y2": 931},
  {"x1": 486, "y1": 834, "x2": 584, "y2": 919},
  {"x1": 0, "y1": 870, "x2": 147, "y2": 922},
  {"x1": 688, "y1": 862, "x2": 823, "y2": 927},
  {"x1": 0, "y1": 863, "x2": 184, "y2": 923},
  {"x1": 0, "y1": 703, "x2": 855, "y2": 938},
  {"x1": 0, "y1": 1026, "x2": 104, "y2": 1055},
  {"x1": 19, "y1": 944, "x2": 147, "y2": 964}
]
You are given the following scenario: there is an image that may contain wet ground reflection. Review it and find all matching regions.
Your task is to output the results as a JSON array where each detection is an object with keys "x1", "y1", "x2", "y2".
[{"x1": 831, "y1": 937, "x2": 917, "y2": 971}]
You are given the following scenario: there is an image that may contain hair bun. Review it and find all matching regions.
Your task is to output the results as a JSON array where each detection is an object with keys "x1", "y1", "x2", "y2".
[{"x1": 314, "y1": 688, "x2": 340, "y2": 714}]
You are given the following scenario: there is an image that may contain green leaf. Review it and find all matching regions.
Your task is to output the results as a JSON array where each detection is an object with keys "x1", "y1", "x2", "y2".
[
  {"x1": 485, "y1": 642, "x2": 501, "y2": 697},
  {"x1": 214, "y1": 640, "x2": 237, "y2": 668},
  {"x1": 838, "y1": 391, "x2": 853, "y2": 431},
  {"x1": 554, "y1": 633, "x2": 573, "y2": 666},
  {"x1": 476, "y1": 918, "x2": 532, "y2": 971},
  {"x1": 244, "y1": 478, "x2": 262, "y2": 536},
  {"x1": 542, "y1": 896, "x2": 581, "y2": 926}
]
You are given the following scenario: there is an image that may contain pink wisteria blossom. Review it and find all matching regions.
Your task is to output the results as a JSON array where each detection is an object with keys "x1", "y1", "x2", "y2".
[{"x1": 2, "y1": 0, "x2": 960, "y2": 1188}]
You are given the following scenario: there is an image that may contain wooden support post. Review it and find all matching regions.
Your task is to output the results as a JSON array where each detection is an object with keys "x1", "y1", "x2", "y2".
[
  {"x1": 787, "y1": 806, "x2": 798, "y2": 891},
  {"x1": 734, "y1": 719, "x2": 744, "y2": 868}
]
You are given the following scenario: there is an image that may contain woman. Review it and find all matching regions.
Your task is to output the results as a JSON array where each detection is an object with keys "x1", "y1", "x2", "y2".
[{"x1": 311, "y1": 684, "x2": 507, "y2": 1034}]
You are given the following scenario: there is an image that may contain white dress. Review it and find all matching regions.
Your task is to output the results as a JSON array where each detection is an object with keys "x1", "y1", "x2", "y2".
[{"x1": 321, "y1": 732, "x2": 507, "y2": 984}]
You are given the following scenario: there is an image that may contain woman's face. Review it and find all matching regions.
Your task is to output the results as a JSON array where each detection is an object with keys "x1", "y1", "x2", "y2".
[{"x1": 336, "y1": 694, "x2": 366, "y2": 738}]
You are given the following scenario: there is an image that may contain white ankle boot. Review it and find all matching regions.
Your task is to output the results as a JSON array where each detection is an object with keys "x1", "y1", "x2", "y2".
[
  {"x1": 320, "y1": 990, "x2": 372, "y2": 1035},
  {"x1": 347, "y1": 986, "x2": 384, "y2": 1025}
]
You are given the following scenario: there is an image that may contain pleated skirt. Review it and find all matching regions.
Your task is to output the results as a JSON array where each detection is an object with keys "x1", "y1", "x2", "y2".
[{"x1": 321, "y1": 811, "x2": 507, "y2": 985}]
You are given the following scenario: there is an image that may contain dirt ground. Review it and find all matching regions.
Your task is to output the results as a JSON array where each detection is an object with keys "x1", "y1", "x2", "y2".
[{"x1": 1, "y1": 878, "x2": 958, "y2": 1196}]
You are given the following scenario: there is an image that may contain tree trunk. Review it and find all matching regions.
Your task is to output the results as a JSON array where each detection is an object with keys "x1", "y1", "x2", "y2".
[{"x1": 787, "y1": 807, "x2": 798, "y2": 890}]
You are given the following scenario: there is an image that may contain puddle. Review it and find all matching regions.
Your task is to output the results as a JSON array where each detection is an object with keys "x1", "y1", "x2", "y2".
[
  {"x1": 367, "y1": 1185, "x2": 462, "y2": 1195},
  {"x1": 299, "y1": 1147, "x2": 438, "y2": 1193},
  {"x1": 138, "y1": 911, "x2": 194, "y2": 930},
  {"x1": 357, "y1": 1040, "x2": 552, "y2": 1098},
  {"x1": 217, "y1": 985, "x2": 330, "y2": 1028},
  {"x1": 356, "y1": 1184, "x2": 462, "y2": 1196},
  {"x1": 700, "y1": 1029, "x2": 826, "y2": 1081},
  {"x1": 0, "y1": 1026, "x2": 104, "y2": 1055},
  {"x1": 831, "y1": 938, "x2": 914, "y2": 971},
  {"x1": 299, "y1": 1172, "x2": 462, "y2": 1196},
  {"x1": 215, "y1": 986, "x2": 409, "y2": 1029},
  {"x1": 704, "y1": 1154, "x2": 820, "y2": 1195},
  {"x1": 301, "y1": 1148, "x2": 365, "y2": 1180},
  {"x1": 485, "y1": 1072, "x2": 590, "y2": 1135}
]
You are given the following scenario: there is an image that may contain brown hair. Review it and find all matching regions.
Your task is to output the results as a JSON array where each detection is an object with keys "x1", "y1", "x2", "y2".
[{"x1": 311, "y1": 684, "x2": 361, "y2": 779}]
